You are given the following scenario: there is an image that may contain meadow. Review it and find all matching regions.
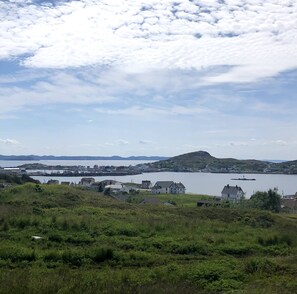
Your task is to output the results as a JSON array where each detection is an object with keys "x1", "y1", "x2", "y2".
[{"x1": 0, "y1": 183, "x2": 297, "y2": 293}]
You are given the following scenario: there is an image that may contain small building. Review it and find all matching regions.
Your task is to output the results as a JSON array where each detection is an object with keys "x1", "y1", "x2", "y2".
[
  {"x1": 104, "y1": 183, "x2": 138, "y2": 194},
  {"x1": 79, "y1": 177, "x2": 95, "y2": 186},
  {"x1": 151, "y1": 181, "x2": 186, "y2": 194},
  {"x1": 140, "y1": 180, "x2": 152, "y2": 189},
  {"x1": 99, "y1": 179, "x2": 119, "y2": 187},
  {"x1": 47, "y1": 179, "x2": 59, "y2": 185},
  {"x1": 221, "y1": 184, "x2": 244, "y2": 201}
]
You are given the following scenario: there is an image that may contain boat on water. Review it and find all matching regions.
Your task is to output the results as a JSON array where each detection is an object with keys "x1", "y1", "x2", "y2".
[{"x1": 231, "y1": 176, "x2": 256, "y2": 181}]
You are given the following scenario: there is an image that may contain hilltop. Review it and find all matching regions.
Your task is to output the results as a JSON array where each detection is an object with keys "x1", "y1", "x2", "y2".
[{"x1": 145, "y1": 151, "x2": 297, "y2": 174}]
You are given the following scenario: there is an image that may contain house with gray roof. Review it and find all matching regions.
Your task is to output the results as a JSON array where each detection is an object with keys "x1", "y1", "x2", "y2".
[
  {"x1": 151, "y1": 181, "x2": 186, "y2": 194},
  {"x1": 140, "y1": 180, "x2": 152, "y2": 189},
  {"x1": 79, "y1": 177, "x2": 95, "y2": 186},
  {"x1": 221, "y1": 184, "x2": 244, "y2": 201}
]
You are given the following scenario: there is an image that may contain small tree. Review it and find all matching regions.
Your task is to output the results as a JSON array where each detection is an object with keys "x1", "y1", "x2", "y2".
[{"x1": 250, "y1": 188, "x2": 281, "y2": 212}]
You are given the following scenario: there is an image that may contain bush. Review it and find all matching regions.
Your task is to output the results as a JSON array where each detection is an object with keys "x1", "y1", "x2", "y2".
[
  {"x1": 188, "y1": 262, "x2": 244, "y2": 291},
  {"x1": 0, "y1": 247, "x2": 36, "y2": 262},
  {"x1": 90, "y1": 248, "x2": 114, "y2": 263},
  {"x1": 61, "y1": 250, "x2": 84, "y2": 266},
  {"x1": 250, "y1": 189, "x2": 281, "y2": 212},
  {"x1": 219, "y1": 245, "x2": 252, "y2": 257},
  {"x1": 244, "y1": 258, "x2": 283, "y2": 275},
  {"x1": 258, "y1": 235, "x2": 294, "y2": 247},
  {"x1": 170, "y1": 243, "x2": 209, "y2": 255},
  {"x1": 48, "y1": 233, "x2": 63, "y2": 243},
  {"x1": 43, "y1": 251, "x2": 62, "y2": 262}
]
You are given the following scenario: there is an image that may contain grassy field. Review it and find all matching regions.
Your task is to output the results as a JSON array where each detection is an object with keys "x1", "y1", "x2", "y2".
[{"x1": 0, "y1": 183, "x2": 297, "y2": 293}]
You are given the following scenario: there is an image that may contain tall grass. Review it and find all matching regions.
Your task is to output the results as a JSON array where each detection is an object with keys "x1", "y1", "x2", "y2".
[{"x1": 0, "y1": 184, "x2": 296, "y2": 293}]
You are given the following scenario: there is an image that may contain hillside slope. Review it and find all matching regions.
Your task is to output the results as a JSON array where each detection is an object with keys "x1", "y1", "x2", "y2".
[{"x1": 0, "y1": 184, "x2": 296, "y2": 293}]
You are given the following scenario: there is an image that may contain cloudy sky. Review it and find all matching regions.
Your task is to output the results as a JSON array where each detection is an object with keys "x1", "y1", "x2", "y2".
[{"x1": 1, "y1": 0, "x2": 297, "y2": 159}]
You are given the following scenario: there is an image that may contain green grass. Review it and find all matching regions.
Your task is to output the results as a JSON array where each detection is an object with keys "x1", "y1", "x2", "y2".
[
  {"x1": 127, "y1": 192, "x2": 211, "y2": 207},
  {"x1": 0, "y1": 183, "x2": 297, "y2": 293}
]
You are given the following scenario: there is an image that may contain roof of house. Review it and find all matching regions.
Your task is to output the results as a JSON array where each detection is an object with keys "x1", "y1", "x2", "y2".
[
  {"x1": 283, "y1": 194, "x2": 296, "y2": 199},
  {"x1": 153, "y1": 181, "x2": 174, "y2": 189},
  {"x1": 81, "y1": 177, "x2": 95, "y2": 181},
  {"x1": 174, "y1": 182, "x2": 185, "y2": 189},
  {"x1": 221, "y1": 185, "x2": 243, "y2": 194},
  {"x1": 100, "y1": 179, "x2": 119, "y2": 185}
]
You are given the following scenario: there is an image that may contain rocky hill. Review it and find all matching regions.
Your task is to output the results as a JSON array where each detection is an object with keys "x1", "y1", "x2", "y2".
[{"x1": 146, "y1": 151, "x2": 297, "y2": 174}]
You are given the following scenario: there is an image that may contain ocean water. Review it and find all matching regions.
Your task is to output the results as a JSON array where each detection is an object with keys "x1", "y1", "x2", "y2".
[{"x1": 1, "y1": 159, "x2": 296, "y2": 197}]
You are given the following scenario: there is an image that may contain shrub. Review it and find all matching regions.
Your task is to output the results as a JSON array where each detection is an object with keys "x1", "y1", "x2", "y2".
[
  {"x1": 90, "y1": 248, "x2": 114, "y2": 263},
  {"x1": 43, "y1": 251, "x2": 62, "y2": 262},
  {"x1": 48, "y1": 233, "x2": 63, "y2": 243},
  {"x1": 61, "y1": 250, "x2": 84, "y2": 266},
  {"x1": 258, "y1": 235, "x2": 294, "y2": 247},
  {"x1": 244, "y1": 258, "x2": 283, "y2": 275},
  {"x1": 0, "y1": 247, "x2": 36, "y2": 262},
  {"x1": 188, "y1": 262, "x2": 244, "y2": 292},
  {"x1": 171, "y1": 243, "x2": 209, "y2": 255},
  {"x1": 220, "y1": 245, "x2": 252, "y2": 257}
]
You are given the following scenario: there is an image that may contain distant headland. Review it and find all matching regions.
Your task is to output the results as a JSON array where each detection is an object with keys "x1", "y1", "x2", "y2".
[
  {"x1": 1, "y1": 151, "x2": 297, "y2": 175},
  {"x1": 0, "y1": 155, "x2": 168, "y2": 161}
]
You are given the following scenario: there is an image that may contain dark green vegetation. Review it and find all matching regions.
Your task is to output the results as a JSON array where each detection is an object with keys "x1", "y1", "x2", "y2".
[
  {"x1": 250, "y1": 189, "x2": 282, "y2": 213},
  {"x1": 0, "y1": 173, "x2": 40, "y2": 185},
  {"x1": 147, "y1": 150, "x2": 297, "y2": 174},
  {"x1": 0, "y1": 184, "x2": 297, "y2": 293}
]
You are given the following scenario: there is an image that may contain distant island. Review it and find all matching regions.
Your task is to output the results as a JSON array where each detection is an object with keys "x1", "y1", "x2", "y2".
[
  {"x1": 139, "y1": 151, "x2": 297, "y2": 174},
  {"x1": 231, "y1": 176, "x2": 256, "y2": 181},
  {"x1": 0, "y1": 155, "x2": 168, "y2": 161},
  {"x1": 1, "y1": 151, "x2": 297, "y2": 175}
]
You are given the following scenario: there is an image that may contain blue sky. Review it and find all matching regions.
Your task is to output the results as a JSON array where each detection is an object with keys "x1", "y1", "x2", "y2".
[{"x1": 1, "y1": 0, "x2": 297, "y2": 159}]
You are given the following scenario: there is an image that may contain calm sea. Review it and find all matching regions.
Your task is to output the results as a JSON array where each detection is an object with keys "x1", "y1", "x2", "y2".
[{"x1": 1, "y1": 160, "x2": 296, "y2": 197}]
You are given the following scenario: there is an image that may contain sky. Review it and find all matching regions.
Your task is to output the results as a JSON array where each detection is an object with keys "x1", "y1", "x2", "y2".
[{"x1": 0, "y1": 0, "x2": 297, "y2": 159}]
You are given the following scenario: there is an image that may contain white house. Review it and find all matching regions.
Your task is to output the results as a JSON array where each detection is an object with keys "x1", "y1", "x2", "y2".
[
  {"x1": 151, "y1": 181, "x2": 186, "y2": 194},
  {"x1": 104, "y1": 183, "x2": 138, "y2": 194},
  {"x1": 221, "y1": 184, "x2": 244, "y2": 201}
]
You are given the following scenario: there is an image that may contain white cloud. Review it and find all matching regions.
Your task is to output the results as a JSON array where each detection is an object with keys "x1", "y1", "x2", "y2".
[
  {"x1": 0, "y1": 72, "x2": 117, "y2": 115},
  {"x1": 98, "y1": 139, "x2": 129, "y2": 147},
  {"x1": 139, "y1": 140, "x2": 153, "y2": 145},
  {"x1": 0, "y1": 138, "x2": 20, "y2": 145},
  {"x1": 116, "y1": 139, "x2": 129, "y2": 146},
  {"x1": 0, "y1": 0, "x2": 296, "y2": 83},
  {"x1": 95, "y1": 104, "x2": 213, "y2": 117}
]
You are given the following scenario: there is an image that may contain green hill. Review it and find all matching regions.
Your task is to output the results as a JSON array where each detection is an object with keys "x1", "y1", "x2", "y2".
[
  {"x1": 0, "y1": 183, "x2": 296, "y2": 293},
  {"x1": 149, "y1": 151, "x2": 269, "y2": 172},
  {"x1": 147, "y1": 150, "x2": 297, "y2": 173}
]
